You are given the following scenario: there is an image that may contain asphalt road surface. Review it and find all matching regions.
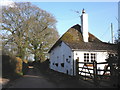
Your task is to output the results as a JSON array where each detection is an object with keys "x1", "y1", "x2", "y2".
[
  {"x1": 4, "y1": 66, "x2": 84, "y2": 88},
  {"x1": 3, "y1": 66, "x2": 114, "y2": 88},
  {"x1": 5, "y1": 67, "x2": 58, "y2": 88}
]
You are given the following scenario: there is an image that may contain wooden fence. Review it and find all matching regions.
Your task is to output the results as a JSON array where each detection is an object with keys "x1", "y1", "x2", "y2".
[{"x1": 76, "y1": 59, "x2": 118, "y2": 87}]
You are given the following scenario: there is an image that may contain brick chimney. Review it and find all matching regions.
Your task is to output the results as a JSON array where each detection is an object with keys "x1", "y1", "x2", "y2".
[{"x1": 81, "y1": 9, "x2": 89, "y2": 42}]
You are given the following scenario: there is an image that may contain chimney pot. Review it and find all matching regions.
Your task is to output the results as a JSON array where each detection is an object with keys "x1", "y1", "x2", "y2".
[{"x1": 82, "y1": 8, "x2": 85, "y2": 14}]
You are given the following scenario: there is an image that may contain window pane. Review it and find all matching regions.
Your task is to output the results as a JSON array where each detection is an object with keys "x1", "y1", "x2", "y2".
[
  {"x1": 91, "y1": 56, "x2": 93, "y2": 58},
  {"x1": 84, "y1": 53, "x2": 90, "y2": 62},
  {"x1": 91, "y1": 53, "x2": 96, "y2": 62},
  {"x1": 87, "y1": 56, "x2": 89, "y2": 58}
]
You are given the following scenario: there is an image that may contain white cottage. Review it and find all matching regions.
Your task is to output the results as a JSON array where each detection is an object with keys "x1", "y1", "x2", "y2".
[{"x1": 48, "y1": 9, "x2": 117, "y2": 76}]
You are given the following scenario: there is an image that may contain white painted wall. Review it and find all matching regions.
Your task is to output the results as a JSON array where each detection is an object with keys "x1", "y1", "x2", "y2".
[
  {"x1": 49, "y1": 42, "x2": 73, "y2": 76},
  {"x1": 49, "y1": 42, "x2": 116, "y2": 76},
  {"x1": 73, "y1": 50, "x2": 109, "y2": 75}
]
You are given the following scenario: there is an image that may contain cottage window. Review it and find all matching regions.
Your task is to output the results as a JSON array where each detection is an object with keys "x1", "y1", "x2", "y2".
[
  {"x1": 84, "y1": 53, "x2": 89, "y2": 62},
  {"x1": 84, "y1": 53, "x2": 96, "y2": 62},
  {"x1": 91, "y1": 53, "x2": 96, "y2": 62}
]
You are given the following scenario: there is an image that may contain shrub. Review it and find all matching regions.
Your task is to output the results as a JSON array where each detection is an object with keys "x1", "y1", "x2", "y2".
[
  {"x1": 2, "y1": 55, "x2": 26, "y2": 79},
  {"x1": 2, "y1": 55, "x2": 20, "y2": 79},
  {"x1": 15, "y1": 57, "x2": 23, "y2": 75},
  {"x1": 2, "y1": 55, "x2": 14, "y2": 78}
]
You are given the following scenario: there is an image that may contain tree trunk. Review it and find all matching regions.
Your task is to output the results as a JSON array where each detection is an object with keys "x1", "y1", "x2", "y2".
[
  {"x1": 34, "y1": 54, "x2": 37, "y2": 61},
  {"x1": 18, "y1": 46, "x2": 25, "y2": 60}
]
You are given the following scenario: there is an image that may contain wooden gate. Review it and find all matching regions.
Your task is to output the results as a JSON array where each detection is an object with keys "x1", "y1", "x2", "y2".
[
  {"x1": 76, "y1": 61, "x2": 99, "y2": 83},
  {"x1": 76, "y1": 60, "x2": 118, "y2": 87}
]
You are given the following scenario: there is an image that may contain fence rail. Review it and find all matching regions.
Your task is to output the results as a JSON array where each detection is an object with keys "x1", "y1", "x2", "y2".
[
  {"x1": 76, "y1": 60, "x2": 113, "y2": 86},
  {"x1": 76, "y1": 55, "x2": 119, "y2": 87}
]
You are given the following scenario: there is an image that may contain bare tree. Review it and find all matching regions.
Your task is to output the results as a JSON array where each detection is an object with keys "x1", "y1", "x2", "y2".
[{"x1": 1, "y1": 2, "x2": 59, "y2": 61}]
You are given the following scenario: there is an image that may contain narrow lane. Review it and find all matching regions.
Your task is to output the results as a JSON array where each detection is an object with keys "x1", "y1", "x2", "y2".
[
  {"x1": 4, "y1": 66, "x2": 111, "y2": 88},
  {"x1": 6, "y1": 67, "x2": 57, "y2": 88}
]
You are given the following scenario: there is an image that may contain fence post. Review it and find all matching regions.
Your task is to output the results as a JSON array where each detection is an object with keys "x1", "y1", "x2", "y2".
[
  {"x1": 76, "y1": 58, "x2": 79, "y2": 78},
  {"x1": 93, "y1": 60, "x2": 98, "y2": 87},
  {"x1": 108, "y1": 56, "x2": 118, "y2": 87}
]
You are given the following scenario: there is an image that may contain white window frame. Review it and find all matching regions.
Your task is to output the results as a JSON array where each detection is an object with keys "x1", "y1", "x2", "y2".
[{"x1": 84, "y1": 53, "x2": 96, "y2": 62}]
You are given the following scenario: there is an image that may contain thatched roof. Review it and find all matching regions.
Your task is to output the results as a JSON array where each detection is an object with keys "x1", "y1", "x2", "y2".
[{"x1": 49, "y1": 24, "x2": 117, "y2": 53}]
